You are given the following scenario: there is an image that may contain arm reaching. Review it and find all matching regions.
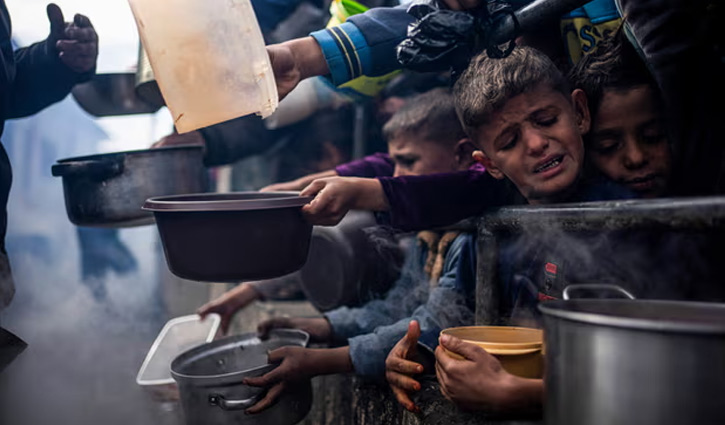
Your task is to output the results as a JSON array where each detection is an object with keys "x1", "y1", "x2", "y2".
[{"x1": 300, "y1": 177, "x2": 389, "y2": 226}]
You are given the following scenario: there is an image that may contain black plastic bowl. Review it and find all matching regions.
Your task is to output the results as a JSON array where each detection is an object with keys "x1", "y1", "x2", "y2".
[{"x1": 143, "y1": 192, "x2": 313, "y2": 282}]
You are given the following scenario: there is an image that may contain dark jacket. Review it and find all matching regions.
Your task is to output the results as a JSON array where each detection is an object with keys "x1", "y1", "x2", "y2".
[{"x1": 0, "y1": 1, "x2": 92, "y2": 308}]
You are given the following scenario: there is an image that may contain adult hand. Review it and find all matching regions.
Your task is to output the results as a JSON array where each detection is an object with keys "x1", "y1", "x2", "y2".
[
  {"x1": 257, "y1": 316, "x2": 333, "y2": 343},
  {"x1": 436, "y1": 333, "x2": 541, "y2": 412},
  {"x1": 385, "y1": 321, "x2": 424, "y2": 413},
  {"x1": 243, "y1": 347, "x2": 322, "y2": 414},
  {"x1": 47, "y1": 3, "x2": 98, "y2": 73},
  {"x1": 300, "y1": 177, "x2": 388, "y2": 226},
  {"x1": 152, "y1": 131, "x2": 206, "y2": 151},
  {"x1": 267, "y1": 37, "x2": 329, "y2": 101},
  {"x1": 197, "y1": 283, "x2": 261, "y2": 335}
]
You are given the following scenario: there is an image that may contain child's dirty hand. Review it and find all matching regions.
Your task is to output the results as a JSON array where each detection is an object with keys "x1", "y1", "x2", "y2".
[
  {"x1": 257, "y1": 317, "x2": 333, "y2": 343},
  {"x1": 435, "y1": 333, "x2": 539, "y2": 412},
  {"x1": 300, "y1": 177, "x2": 388, "y2": 226},
  {"x1": 197, "y1": 283, "x2": 261, "y2": 335},
  {"x1": 385, "y1": 321, "x2": 424, "y2": 413},
  {"x1": 242, "y1": 346, "x2": 317, "y2": 414}
]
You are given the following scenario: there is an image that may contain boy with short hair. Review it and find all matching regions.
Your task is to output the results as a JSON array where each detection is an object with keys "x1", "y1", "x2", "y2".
[
  {"x1": 385, "y1": 45, "x2": 632, "y2": 414},
  {"x1": 570, "y1": 30, "x2": 672, "y2": 198},
  {"x1": 216, "y1": 89, "x2": 479, "y2": 414}
]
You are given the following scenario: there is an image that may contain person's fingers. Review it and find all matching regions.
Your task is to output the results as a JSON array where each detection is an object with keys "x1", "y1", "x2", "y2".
[
  {"x1": 46, "y1": 3, "x2": 66, "y2": 39},
  {"x1": 390, "y1": 385, "x2": 419, "y2": 413},
  {"x1": 439, "y1": 334, "x2": 485, "y2": 361},
  {"x1": 299, "y1": 179, "x2": 327, "y2": 199},
  {"x1": 64, "y1": 26, "x2": 98, "y2": 43},
  {"x1": 56, "y1": 40, "x2": 97, "y2": 56},
  {"x1": 266, "y1": 347, "x2": 290, "y2": 365},
  {"x1": 386, "y1": 371, "x2": 421, "y2": 393},
  {"x1": 245, "y1": 382, "x2": 286, "y2": 414},
  {"x1": 257, "y1": 317, "x2": 289, "y2": 338},
  {"x1": 219, "y1": 316, "x2": 232, "y2": 335},
  {"x1": 388, "y1": 356, "x2": 424, "y2": 375},
  {"x1": 73, "y1": 13, "x2": 93, "y2": 28},
  {"x1": 243, "y1": 366, "x2": 283, "y2": 388},
  {"x1": 401, "y1": 320, "x2": 421, "y2": 357}
]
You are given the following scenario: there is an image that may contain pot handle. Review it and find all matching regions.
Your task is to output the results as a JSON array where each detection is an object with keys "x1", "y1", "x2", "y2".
[
  {"x1": 563, "y1": 284, "x2": 636, "y2": 301},
  {"x1": 208, "y1": 392, "x2": 265, "y2": 411},
  {"x1": 51, "y1": 157, "x2": 124, "y2": 181}
]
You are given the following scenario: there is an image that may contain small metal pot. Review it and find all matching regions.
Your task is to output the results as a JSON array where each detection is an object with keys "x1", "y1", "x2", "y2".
[
  {"x1": 135, "y1": 44, "x2": 165, "y2": 108},
  {"x1": 540, "y1": 285, "x2": 725, "y2": 425},
  {"x1": 143, "y1": 192, "x2": 313, "y2": 282},
  {"x1": 52, "y1": 146, "x2": 208, "y2": 227},
  {"x1": 171, "y1": 329, "x2": 312, "y2": 425}
]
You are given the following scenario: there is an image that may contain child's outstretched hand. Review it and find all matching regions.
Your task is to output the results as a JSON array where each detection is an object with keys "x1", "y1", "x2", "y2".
[
  {"x1": 197, "y1": 283, "x2": 261, "y2": 335},
  {"x1": 385, "y1": 321, "x2": 424, "y2": 413},
  {"x1": 435, "y1": 333, "x2": 543, "y2": 412},
  {"x1": 257, "y1": 316, "x2": 333, "y2": 343},
  {"x1": 300, "y1": 177, "x2": 388, "y2": 226},
  {"x1": 243, "y1": 346, "x2": 352, "y2": 414},
  {"x1": 243, "y1": 347, "x2": 318, "y2": 414}
]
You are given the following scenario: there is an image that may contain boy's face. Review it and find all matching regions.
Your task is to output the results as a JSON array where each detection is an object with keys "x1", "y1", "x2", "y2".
[
  {"x1": 587, "y1": 85, "x2": 671, "y2": 198},
  {"x1": 388, "y1": 134, "x2": 471, "y2": 177},
  {"x1": 473, "y1": 84, "x2": 589, "y2": 204}
]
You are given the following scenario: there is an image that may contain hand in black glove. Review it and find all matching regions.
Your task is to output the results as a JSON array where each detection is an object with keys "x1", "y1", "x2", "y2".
[{"x1": 47, "y1": 3, "x2": 98, "y2": 73}]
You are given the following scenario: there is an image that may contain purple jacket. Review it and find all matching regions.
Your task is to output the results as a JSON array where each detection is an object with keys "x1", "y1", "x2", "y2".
[{"x1": 335, "y1": 153, "x2": 502, "y2": 231}]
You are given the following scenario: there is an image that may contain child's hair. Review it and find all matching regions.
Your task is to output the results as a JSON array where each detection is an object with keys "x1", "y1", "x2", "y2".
[
  {"x1": 382, "y1": 87, "x2": 467, "y2": 146},
  {"x1": 568, "y1": 29, "x2": 657, "y2": 119},
  {"x1": 454, "y1": 46, "x2": 570, "y2": 138}
]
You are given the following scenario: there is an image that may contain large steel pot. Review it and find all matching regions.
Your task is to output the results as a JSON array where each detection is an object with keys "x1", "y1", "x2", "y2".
[
  {"x1": 540, "y1": 285, "x2": 725, "y2": 425},
  {"x1": 171, "y1": 329, "x2": 312, "y2": 425},
  {"x1": 52, "y1": 146, "x2": 208, "y2": 227}
]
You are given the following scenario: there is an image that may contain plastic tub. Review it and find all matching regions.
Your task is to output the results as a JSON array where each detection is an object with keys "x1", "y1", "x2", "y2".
[
  {"x1": 440, "y1": 326, "x2": 544, "y2": 379},
  {"x1": 137, "y1": 314, "x2": 221, "y2": 401},
  {"x1": 143, "y1": 192, "x2": 313, "y2": 282},
  {"x1": 127, "y1": 0, "x2": 278, "y2": 133}
]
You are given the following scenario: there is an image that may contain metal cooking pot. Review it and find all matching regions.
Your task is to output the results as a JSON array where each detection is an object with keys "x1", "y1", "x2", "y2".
[
  {"x1": 171, "y1": 329, "x2": 312, "y2": 425},
  {"x1": 52, "y1": 146, "x2": 208, "y2": 227},
  {"x1": 300, "y1": 210, "x2": 402, "y2": 311},
  {"x1": 135, "y1": 44, "x2": 165, "y2": 109},
  {"x1": 0, "y1": 326, "x2": 27, "y2": 373},
  {"x1": 540, "y1": 284, "x2": 725, "y2": 425}
]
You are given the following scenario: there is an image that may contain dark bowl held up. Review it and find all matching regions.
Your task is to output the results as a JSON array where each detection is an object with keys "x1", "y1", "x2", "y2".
[{"x1": 144, "y1": 192, "x2": 313, "y2": 282}]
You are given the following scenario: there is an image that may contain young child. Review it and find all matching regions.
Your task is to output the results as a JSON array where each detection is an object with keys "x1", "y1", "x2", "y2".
[
  {"x1": 570, "y1": 30, "x2": 672, "y2": 198},
  {"x1": 385, "y1": 45, "x2": 623, "y2": 414},
  {"x1": 205, "y1": 89, "x2": 479, "y2": 414}
]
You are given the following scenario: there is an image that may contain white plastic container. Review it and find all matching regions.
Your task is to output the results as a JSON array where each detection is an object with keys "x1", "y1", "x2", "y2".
[
  {"x1": 127, "y1": 0, "x2": 278, "y2": 133},
  {"x1": 136, "y1": 314, "x2": 221, "y2": 401}
]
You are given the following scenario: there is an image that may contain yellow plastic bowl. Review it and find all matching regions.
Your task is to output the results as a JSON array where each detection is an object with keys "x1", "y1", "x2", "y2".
[{"x1": 440, "y1": 326, "x2": 544, "y2": 379}]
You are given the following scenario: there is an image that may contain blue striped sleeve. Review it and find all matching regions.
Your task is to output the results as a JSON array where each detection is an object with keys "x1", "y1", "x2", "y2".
[{"x1": 310, "y1": 22, "x2": 371, "y2": 86}]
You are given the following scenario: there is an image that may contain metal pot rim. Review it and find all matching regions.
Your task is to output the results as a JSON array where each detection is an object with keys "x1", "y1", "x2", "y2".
[
  {"x1": 55, "y1": 145, "x2": 203, "y2": 164},
  {"x1": 539, "y1": 299, "x2": 725, "y2": 334},
  {"x1": 170, "y1": 330, "x2": 309, "y2": 386},
  {"x1": 143, "y1": 192, "x2": 313, "y2": 212}
]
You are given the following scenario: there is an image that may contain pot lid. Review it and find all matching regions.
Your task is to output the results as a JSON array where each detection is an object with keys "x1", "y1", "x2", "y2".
[
  {"x1": 136, "y1": 314, "x2": 221, "y2": 386},
  {"x1": 170, "y1": 329, "x2": 309, "y2": 387},
  {"x1": 143, "y1": 192, "x2": 313, "y2": 212},
  {"x1": 539, "y1": 299, "x2": 725, "y2": 334}
]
